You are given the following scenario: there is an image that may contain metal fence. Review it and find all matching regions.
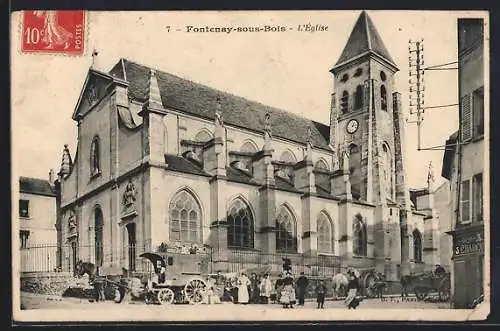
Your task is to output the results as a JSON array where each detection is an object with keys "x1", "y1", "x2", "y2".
[
  {"x1": 19, "y1": 243, "x2": 441, "y2": 280},
  {"x1": 225, "y1": 249, "x2": 343, "y2": 277}
]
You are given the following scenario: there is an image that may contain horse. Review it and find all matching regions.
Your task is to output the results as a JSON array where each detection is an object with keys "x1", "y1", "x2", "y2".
[
  {"x1": 75, "y1": 260, "x2": 97, "y2": 278},
  {"x1": 74, "y1": 260, "x2": 106, "y2": 302},
  {"x1": 332, "y1": 273, "x2": 348, "y2": 299}
]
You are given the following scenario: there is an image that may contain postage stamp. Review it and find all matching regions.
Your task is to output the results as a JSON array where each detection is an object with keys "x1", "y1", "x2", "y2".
[
  {"x1": 21, "y1": 11, "x2": 85, "y2": 55},
  {"x1": 11, "y1": 10, "x2": 489, "y2": 323}
]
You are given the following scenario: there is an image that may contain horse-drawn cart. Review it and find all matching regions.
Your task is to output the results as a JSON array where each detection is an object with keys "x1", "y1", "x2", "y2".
[
  {"x1": 139, "y1": 252, "x2": 208, "y2": 305},
  {"x1": 409, "y1": 272, "x2": 451, "y2": 301}
]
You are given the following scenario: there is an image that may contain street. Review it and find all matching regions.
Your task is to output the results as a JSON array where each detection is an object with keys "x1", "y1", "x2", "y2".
[{"x1": 20, "y1": 292, "x2": 451, "y2": 311}]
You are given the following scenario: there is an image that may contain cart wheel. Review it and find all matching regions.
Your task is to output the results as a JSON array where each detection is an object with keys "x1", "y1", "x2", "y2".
[
  {"x1": 157, "y1": 288, "x2": 175, "y2": 305},
  {"x1": 184, "y1": 278, "x2": 207, "y2": 304}
]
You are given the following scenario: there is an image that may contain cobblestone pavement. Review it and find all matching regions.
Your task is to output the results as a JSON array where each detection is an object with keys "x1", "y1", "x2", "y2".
[{"x1": 20, "y1": 292, "x2": 451, "y2": 311}]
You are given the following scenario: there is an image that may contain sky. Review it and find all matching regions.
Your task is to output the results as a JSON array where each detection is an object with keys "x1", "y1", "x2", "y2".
[{"x1": 11, "y1": 10, "x2": 486, "y2": 189}]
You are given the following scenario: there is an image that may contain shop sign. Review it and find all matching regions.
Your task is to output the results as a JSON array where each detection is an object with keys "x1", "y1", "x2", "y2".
[{"x1": 454, "y1": 231, "x2": 484, "y2": 257}]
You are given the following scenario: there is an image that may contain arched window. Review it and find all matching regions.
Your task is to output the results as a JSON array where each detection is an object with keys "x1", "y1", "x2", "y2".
[
  {"x1": 227, "y1": 198, "x2": 254, "y2": 249},
  {"x1": 195, "y1": 129, "x2": 213, "y2": 142},
  {"x1": 340, "y1": 91, "x2": 349, "y2": 114},
  {"x1": 381, "y1": 85, "x2": 387, "y2": 111},
  {"x1": 353, "y1": 214, "x2": 367, "y2": 257},
  {"x1": 240, "y1": 140, "x2": 258, "y2": 153},
  {"x1": 94, "y1": 207, "x2": 104, "y2": 267},
  {"x1": 413, "y1": 230, "x2": 423, "y2": 263},
  {"x1": 381, "y1": 143, "x2": 393, "y2": 199},
  {"x1": 279, "y1": 150, "x2": 297, "y2": 164},
  {"x1": 317, "y1": 211, "x2": 333, "y2": 254},
  {"x1": 276, "y1": 205, "x2": 297, "y2": 252},
  {"x1": 315, "y1": 159, "x2": 329, "y2": 171},
  {"x1": 90, "y1": 136, "x2": 100, "y2": 175},
  {"x1": 354, "y1": 85, "x2": 364, "y2": 109},
  {"x1": 169, "y1": 190, "x2": 201, "y2": 243}
]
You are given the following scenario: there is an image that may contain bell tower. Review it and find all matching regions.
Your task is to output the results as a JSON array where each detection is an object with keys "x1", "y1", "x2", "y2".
[
  {"x1": 329, "y1": 11, "x2": 400, "y2": 204},
  {"x1": 329, "y1": 11, "x2": 409, "y2": 281}
]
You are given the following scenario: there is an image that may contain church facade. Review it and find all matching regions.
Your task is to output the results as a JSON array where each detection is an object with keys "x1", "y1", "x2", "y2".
[{"x1": 56, "y1": 11, "x2": 440, "y2": 281}]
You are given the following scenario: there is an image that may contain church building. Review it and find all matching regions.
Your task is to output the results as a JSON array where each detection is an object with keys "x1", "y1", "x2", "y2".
[{"x1": 56, "y1": 11, "x2": 440, "y2": 281}]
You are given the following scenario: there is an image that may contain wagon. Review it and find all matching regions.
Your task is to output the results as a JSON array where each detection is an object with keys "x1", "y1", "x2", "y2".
[
  {"x1": 410, "y1": 272, "x2": 451, "y2": 301},
  {"x1": 139, "y1": 252, "x2": 209, "y2": 305}
]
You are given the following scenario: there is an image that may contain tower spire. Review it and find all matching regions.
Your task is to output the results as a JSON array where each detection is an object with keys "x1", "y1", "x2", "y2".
[{"x1": 331, "y1": 11, "x2": 398, "y2": 72}]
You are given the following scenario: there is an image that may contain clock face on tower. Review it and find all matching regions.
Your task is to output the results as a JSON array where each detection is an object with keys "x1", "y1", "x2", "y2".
[{"x1": 346, "y1": 119, "x2": 359, "y2": 134}]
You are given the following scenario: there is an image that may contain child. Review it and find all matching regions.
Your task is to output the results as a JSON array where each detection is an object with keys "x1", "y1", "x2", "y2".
[{"x1": 315, "y1": 280, "x2": 327, "y2": 309}]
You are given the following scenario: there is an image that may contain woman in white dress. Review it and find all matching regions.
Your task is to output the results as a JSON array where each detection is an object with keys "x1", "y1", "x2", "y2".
[
  {"x1": 237, "y1": 273, "x2": 251, "y2": 304},
  {"x1": 259, "y1": 273, "x2": 273, "y2": 304}
]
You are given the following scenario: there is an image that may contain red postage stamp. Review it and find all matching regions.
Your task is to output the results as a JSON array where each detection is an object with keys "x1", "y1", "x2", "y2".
[{"x1": 21, "y1": 11, "x2": 85, "y2": 55}]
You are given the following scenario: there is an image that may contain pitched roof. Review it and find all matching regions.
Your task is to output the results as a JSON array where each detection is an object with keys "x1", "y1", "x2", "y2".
[
  {"x1": 19, "y1": 177, "x2": 56, "y2": 197},
  {"x1": 226, "y1": 167, "x2": 258, "y2": 185},
  {"x1": 109, "y1": 59, "x2": 331, "y2": 149},
  {"x1": 164, "y1": 154, "x2": 210, "y2": 177},
  {"x1": 334, "y1": 11, "x2": 396, "y2": 68}
]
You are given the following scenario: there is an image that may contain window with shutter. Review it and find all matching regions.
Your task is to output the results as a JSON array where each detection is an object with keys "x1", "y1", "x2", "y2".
[
  {"x1": 473, "y1": 87, "x2": 484, "y2": 138},
  {"x1": 472, "y1": 173, "x2": 483, "y2": 222},
  {"x1": 461, "y1": 94, "x2": 472, "y2": 141},
  {"x1": 460, "y1": 179, "x2": 471, "y2": 224}
]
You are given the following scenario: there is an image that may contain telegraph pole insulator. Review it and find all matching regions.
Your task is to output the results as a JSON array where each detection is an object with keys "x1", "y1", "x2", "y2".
[{"x1": 408, "y1": 39, "x2": 425, "y2": 150}]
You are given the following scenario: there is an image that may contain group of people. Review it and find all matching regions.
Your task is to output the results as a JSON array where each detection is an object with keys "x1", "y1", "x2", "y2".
[
  {"x1": 210, "y1": 269, "x2": 362, "y2": 310},
  {"x1": 215, "y1": 271, "x2": 274, "y2": 304}
]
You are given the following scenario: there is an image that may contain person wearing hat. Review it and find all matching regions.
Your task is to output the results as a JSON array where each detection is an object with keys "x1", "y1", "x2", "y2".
[{"x1": 296, "y1": 272, "x2": 309, "y2": 306}]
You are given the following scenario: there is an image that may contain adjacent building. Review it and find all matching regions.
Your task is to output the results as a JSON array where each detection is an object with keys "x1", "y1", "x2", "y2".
[
  {"x1": 443, "y1": 18, "x2": 485, "y2": 309},
  {"x1": 56, "y1": 11, "x2": 440, "y2": 280},
  {"x1": 19, "y1": 174, "x2": 58, "y2": 272}
]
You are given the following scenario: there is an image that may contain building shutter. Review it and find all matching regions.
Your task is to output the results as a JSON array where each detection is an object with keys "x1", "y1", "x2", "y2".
[
  {"x1": 472, "y1": 87, "x2": 484, "y2": 137},
  {"x1": 461, "y1": 94, "x2": 472, "y2": 141},
  {"x1": 472, "y1": 173, "x2": 483, "y2": 222}
]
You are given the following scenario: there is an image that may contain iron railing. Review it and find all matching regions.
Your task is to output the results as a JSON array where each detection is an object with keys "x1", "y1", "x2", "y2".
[{"x1": 19, "y1": 242, "x2": 442, "y2": 280}]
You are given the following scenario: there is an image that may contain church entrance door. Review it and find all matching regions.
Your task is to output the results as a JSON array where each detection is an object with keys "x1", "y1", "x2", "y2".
[{"x1": 126, "y1": 223, "x2": 136, "y2": 271}]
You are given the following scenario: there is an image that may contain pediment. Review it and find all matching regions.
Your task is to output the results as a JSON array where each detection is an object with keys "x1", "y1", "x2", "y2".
[{"x1": 72, "y1": 70, "x2": 116, "y2": 120}]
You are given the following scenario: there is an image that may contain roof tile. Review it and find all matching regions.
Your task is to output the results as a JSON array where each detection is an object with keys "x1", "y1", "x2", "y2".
[
  {"x1": 114, "y1": 59, "x2": 331, "y2": 149},
  {"x1": 19, "y1": 177, "x2": 55, "y2": 196},
  {"x1": 334, "y1": 11, "x2": 396, "y2": 67}
]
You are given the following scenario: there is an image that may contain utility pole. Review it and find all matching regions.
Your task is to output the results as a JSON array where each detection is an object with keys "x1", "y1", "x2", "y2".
[
  {"x1": 408, "y1": 39, "x2": 425, "y2": 151},
  {"x1": 407, "y1": 39, "x2": 459, "y2": 151}
]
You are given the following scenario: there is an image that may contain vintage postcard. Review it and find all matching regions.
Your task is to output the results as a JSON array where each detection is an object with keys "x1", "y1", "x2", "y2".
[{"x1": 11, "y1": 10, "x2": 490, "y2": 322}]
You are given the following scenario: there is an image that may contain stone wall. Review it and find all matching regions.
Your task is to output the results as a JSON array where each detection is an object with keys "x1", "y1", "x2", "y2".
[{"x1": 20, "y1": 272, "x2": 76, "y2": 296}]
